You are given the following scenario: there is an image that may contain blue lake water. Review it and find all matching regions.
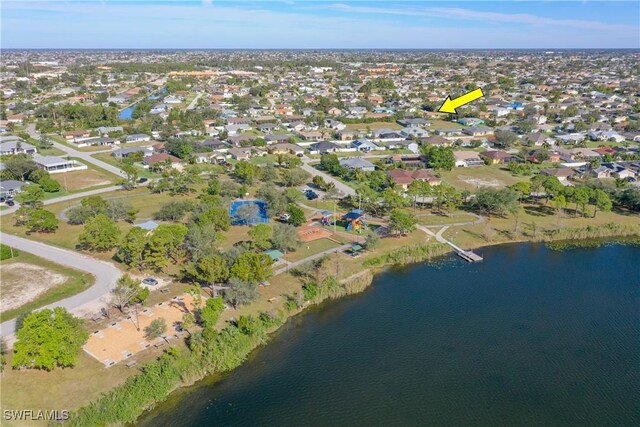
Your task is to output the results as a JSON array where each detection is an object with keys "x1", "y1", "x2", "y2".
[{"x1": 139, "y1": 243, "x2": 640, "y2": 426}]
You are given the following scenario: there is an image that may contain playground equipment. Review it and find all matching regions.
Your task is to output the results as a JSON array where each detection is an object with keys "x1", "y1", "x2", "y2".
[{"x1": 343, "y1": 209, "x2": 368, "y2": 232}]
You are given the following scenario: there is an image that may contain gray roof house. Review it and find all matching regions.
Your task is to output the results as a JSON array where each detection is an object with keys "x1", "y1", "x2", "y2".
[
  {"x1": 0, "y1": 180, "x2": 27, "y2": 198},
  {"x1": 0, "y1": 140, "x2": 37, "y2": 156},
  {"x1": 339, "y1": 157, "x2": 376, "y2": 172}
]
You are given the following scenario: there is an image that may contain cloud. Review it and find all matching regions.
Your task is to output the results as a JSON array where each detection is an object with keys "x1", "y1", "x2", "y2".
[{"x1": 327, "y1": 3, "x2": 638, "y2": 32}]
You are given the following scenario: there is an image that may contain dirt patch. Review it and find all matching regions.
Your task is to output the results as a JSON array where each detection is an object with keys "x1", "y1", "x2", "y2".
[
  {"x1": 1, "y1": 262, "x2": 68, "y2": 312},
  {"x1": 458, "y1": 175, "x2": 504, "y2": 188}
]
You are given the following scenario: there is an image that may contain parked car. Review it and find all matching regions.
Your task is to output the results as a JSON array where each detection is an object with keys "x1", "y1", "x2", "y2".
[
  {"x1": 6, "y1": 200, "x2": 15, "y2": 207},
  {"x1": 279, "y1": 213, "x2": 291, "y2": 222},
  {"x1": 138, "y1": 177, "x2": 148, "y2": 183},
  {"x1": 305, "y1": 190, "x2": 318, "y2": 200},
  {"x1": 142, "y1": 277, "x2": 158, "y2": 286}
]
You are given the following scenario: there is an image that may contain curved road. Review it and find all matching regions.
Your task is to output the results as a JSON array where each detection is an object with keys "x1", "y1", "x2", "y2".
[{"x1": 0, "y1": 233, "x2": 122, "y2": 337}]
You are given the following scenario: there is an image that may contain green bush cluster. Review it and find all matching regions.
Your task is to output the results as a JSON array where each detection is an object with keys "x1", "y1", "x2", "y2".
[{"x1": 363, "y1": 243, "x2": 450, "y2": 267}]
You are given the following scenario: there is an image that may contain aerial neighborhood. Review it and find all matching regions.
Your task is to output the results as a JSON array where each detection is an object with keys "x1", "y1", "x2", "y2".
[{"x1": 1, "y1": 49, "x2": 639, "y2": 424}]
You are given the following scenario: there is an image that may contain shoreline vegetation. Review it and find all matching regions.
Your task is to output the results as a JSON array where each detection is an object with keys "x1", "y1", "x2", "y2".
[{"x1": 67, "y1": 225, "x2": 640, "y2": 426}]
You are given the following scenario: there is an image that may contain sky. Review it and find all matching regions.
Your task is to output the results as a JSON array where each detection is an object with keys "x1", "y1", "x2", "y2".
[{"x1": 1, "y1": 1, "x2": 639, "y2": 49}]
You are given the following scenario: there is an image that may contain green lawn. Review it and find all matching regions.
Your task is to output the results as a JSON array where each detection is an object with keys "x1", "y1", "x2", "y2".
[
  {"x1": 0, "y1": 250, "x2": 94, "y2": 322},
  {"x1": 287, "y1": 238, "x2": 341, "y2": 262},
  {"x1": 439, "y1": 166, "x2": 529, "y2": 191},
  {"x1": 415, "y1": 213, "x2": 478, "y2": 226}
]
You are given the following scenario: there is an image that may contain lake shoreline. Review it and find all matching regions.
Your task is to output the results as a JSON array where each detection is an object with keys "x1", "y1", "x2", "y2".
[{"x1": 71, "y1": 232, "x2": 640, "y2": 426}]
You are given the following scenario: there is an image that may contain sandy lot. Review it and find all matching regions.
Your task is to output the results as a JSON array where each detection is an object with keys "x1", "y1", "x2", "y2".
[
  {"x1": 1, "y1": 262, "x2": 68, "y2": 312},
  {"x1": 52, "y1": 169, "x2": 112, "y2": 191},
  {"x1": 458, "y1": 175, "x2": 504, "y2": 188}
]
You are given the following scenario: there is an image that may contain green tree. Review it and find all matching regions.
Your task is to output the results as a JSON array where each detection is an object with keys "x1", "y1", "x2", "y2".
[
  {"x1": 27, "y1": 209, "x2": 58, "y2": 233},
  {"x1": 195, "y1": 207, "x2": 231, "y2": 232},
  {"x1": 144, "y1": 224, "x2": 188, "y2": 269},
  {"x1": 230, "y1": 252, "x2": 272, "y2": 283},
  {"x1": 115, "y1": 227, "x2": 147, "y2": 268},
  {"x1": 181, "y1": 312, "x2": 196, "y2": 337},
  {"x1": 5, "y1": 155, "x2": 37, "y2": 181},
  {"x1": 185, "y1": 254, "x2": 230, "y2": 286},
  {"x1": 233, "y1": 161, "x2": 258, "y2": 184},
  {"x1": 224, "y1": 278, "x2": 259, "y2": 309},
  {"x1": 510, "y1": 181, "x2": 531, "y2": 203},
  {"x1": 286, "y1": 204, "x2": 306, "y2": 226},
  {"x1": 121, "y1": 163, "x2": 139, "y2": 189},
  {"x1": 12, "y1": 307, "x2": 89, "y2": 370},
  {"x1": 78, "y1": 214, "x2": 121, "y2": 251},
  {"x1": 39, "y1": 176, "x2": 61, "y2": 192},
  {"x1": 144, "y1": 318, "x2": 167, "y2": 340},
  {"x1": 572, "y1": 186, "x2": 592, "y2": 217},
  {"x1": 421, "y1": 146, "x2": 455, "y2": 170},
  {"x1": 16, "y1": 184, "x2": 45, "y2": 208},
  {"x1": 248, "y1": 224, "x2": 273, "y2": 250},
  {"x1": 185, "y1": 224, "x2": 220, "y2": 261},
  {"x1": 281, "y1": 168, "x2": 310, "y2": 187},
  {"x1": 388, "y1": 209, "x2": 417, "y2": 236},
  {"x1": 474, "y1": 187, "x2": 520, "y2": 218},
  {"x1": 199, "y1": 296, "x2": 225, "y2": 329},
  {"x1": 112, "y1": 273, "x2": 145, "y2": 312},
  {"x1": 591, "y1": 189, "x2": 612, "y2": 218},
  {"x1": 270, "y1": 223, "x2": 302, "y2": 252}
]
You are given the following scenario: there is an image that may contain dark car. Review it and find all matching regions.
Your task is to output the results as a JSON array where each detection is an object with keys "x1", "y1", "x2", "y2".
[
  {"x1": 306, "y1": 191, "x2": 318, "y2": 200},
  {"x1": 138, "y1": 177, "x2": 148, "y2": 183},
  {"x1": 6, "y1": 200, "x2": 15, "y2": 207}
]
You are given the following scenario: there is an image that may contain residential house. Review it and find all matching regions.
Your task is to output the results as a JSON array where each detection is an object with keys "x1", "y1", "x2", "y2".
[
  {"x1": 522, "y1": 133, "x2": 552, "y2": 147},
  {"x1": 540, "y1": 167, "x2": 574, "y2": 182},
  {"x1": 463, "y1": 127, "x2": 493, "y2": 137},
  {"x1": 458, "y1": 117, "x2": 485, "y2": 126},
  {"x1": 97, "y1": 126, "x2": 124, "y2": 136},
  {"x1": 422, "y1": 135, "x2": 451, "y2": 147},
  {"x1": 309, "y1": 141, "x2": 341, "y2": 155},
  {"x1": 228, "y1": 148, "x2": 252, "y2": 161},
  {"x1": 400, "y1": 127, "x2": 429, "y2": 138},
  {"x1": 265, "y1": 134, "x2": 292, "y2": 145},
  {"x1": 324, "y1": 119, "x2": 346, "y2": 131},
  {"x1": 143, "y1": 153, "x2": 184, "y2": 171},
  {"x1": 397, "y1": 118, "x2": 431, "y2": 128},
  {"x1": 453, "y1": 151, "x2": 484, "y2": 167},
  {"x1": 352, "y1": 138, "x2": 382, "y2": 152},
  {"x1": 0, "y1": 140, "x2": 37, "y2": 155},
  {"x1": 0, "y1": 180, "x2": 27, "y2": 198},
  {"x1": 480, "y1": 150, "x2": 514, "y2": 165},
  {"x1": 125, "y1": 133, "x2": 152, "y2": 143},
  {"x1": 298, "y1": 131, "x2": 323, "y2": 141},
  {"x1": 112, "y1": 146, "x2": 154, "y2": 159},
  {"x1": 435, "y1": 128, "x2": 464, "y2": 137},
  {"x1": 225, "y1": 124, "x2": 251, "y2": 135},
  {"x1": 387, "y1": 169, "x2": 441, "y2": 191},
  {"x1": 268, "y1": 143, "x2": 305, "y2": 156},
  {"x1": 33, "y1": 154, "x2": 87, "y2": 173},
  {"x1": 339, "y1": 157, "x2": 376, "y2": 172}
]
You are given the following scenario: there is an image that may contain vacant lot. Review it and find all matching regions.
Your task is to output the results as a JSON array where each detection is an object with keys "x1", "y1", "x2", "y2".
[
  {"x1": 1, "y1": 262, "x2": 68, "y2": 312},
  {"x1": 288, "y1": 238, "x2": 341, "y2": 261},
  {"x1": 439, "y1": 166, "x2": 528, "y2": 191},
  {"x1": 51, "y1": 169, "x2": 114, "y2": 192},
  {"x1": 345, "y1": 121, "x2": 402, "y2": 131},
  {"x1": 0, "y1": 251, "x2": 92, "y2": 321}
]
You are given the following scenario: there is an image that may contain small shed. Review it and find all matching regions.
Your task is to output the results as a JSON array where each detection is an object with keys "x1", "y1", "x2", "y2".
[{"x1": 264, "y1": 249, "x2": 285, "y2": 262}]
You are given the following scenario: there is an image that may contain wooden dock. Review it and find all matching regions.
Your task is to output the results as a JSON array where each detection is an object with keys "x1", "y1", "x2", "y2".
[{"x1": 455, "y1": 249, "x2": 483, "y2": 263}]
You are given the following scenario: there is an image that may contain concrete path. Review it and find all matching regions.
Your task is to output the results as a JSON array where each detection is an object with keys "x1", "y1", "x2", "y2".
[
  {"x1": 301, "y1": 157, "x2": 355, "y2": 196},
  {"x1": 0, "y1": 233, "x2": 122, "y2": 337},
  {"x1": 186, "y1": 92, "x2": 203, "y2": 110},
  {"x1": 26, "y1": 124, "x2": 127, "y2": 178},
  {"x1": 273, "y1": 243, "x2": 351, "y2": 276}
]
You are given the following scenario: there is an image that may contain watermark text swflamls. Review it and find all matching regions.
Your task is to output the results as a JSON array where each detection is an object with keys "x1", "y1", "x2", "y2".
[{"x1": 3, "y1": 409, "x2": 69, "y2": 421}]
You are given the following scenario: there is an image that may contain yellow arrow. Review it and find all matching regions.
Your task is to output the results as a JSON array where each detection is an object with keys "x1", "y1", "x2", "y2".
[{"x1": 438, "y1": 88, "x2": 484, "y2": 114}]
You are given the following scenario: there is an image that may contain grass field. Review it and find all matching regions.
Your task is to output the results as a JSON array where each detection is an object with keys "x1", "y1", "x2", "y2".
[
  {"x1": 287, "y1": 238, "x2": 341, "y2": 261},
  {"x1": 415, "y1": 213, "x2": 478, "y2": 226},
  {"x1": 442, "y1": 203, "x2": 640, "y2": 250},
  {"x1": 439, "y1": 165, "x2": 528, "y2": 191},
  {"x1": 51, "y1": 169, "x2": 115, "y2": 192},
  {"x1": 92, "y1": 152, "x2": 160, "y2": 179},
  {"x1": 0, "y1": 250, "x2": 93, "y2": 321},
  {"x1": 344, "y1": 121, "x2": 402, "y2": 131}
]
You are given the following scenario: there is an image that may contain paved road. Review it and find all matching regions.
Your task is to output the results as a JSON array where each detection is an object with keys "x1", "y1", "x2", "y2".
[
  {"x1": 0, "y1": 233, "x2": 122, "y2": 337},
  {"x1": 26, "y1": 124, "x2": 127, "y2": 178},
  {"x1": 301, "y1": 157, "x2": 355, "y2": 196},
  {"x1": 0, "y1": 184, "x2": 132, "y2": 217},
  {"x1": 186, "y1": 92, "x2": 203, "y2": 110}
]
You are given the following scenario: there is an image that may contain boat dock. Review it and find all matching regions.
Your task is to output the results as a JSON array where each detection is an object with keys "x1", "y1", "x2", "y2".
[
  {"x1": 455, "y1": 248, "x2": 483, "y2": 263},
  {"x1": 417, "y1": 225, "x2": 484, "y2": 263}
]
